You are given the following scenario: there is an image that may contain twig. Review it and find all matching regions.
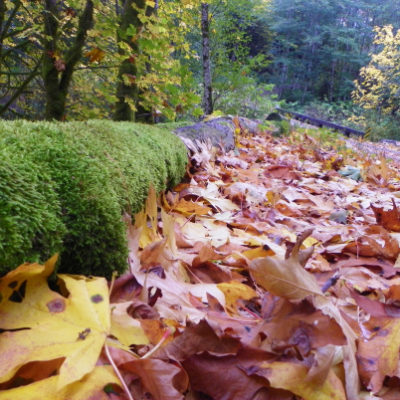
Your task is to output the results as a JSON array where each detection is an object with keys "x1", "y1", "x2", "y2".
[{"x1": 105, "y1": 342, "x2": 135, "y2": 400}]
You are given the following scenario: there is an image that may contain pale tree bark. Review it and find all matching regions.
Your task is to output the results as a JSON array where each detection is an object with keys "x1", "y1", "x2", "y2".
[
  {"x1": 201, "y1": 2, "x2": 213, "y2": 115},
  {"x1": 43, "y1": 0, "x2": 94, "y2": 121}
]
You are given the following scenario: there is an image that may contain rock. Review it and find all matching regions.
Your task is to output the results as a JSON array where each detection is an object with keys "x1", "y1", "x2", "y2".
[{"x1": 174, "y1": 116, "x2": 262, "y2": 151}]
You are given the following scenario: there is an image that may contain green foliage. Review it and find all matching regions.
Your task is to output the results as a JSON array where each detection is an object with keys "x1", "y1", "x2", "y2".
[
  {"x1": 289, "y1": 101, "x2": 363, "y2": 129},
  {"x1": 169, "y1": 0, "x2": 273, "y2": 118},
  {"x1": 353, "y1": 25, "x2": 400, "y2": 117},
  {"x1": 213, "y1": 72, "x2": 278, "y2": 119},
  {"x1": 0, "y1": 0, "x2": 273, "y2": 121},
  {"x1": 0, "y1": 120, "x2": 187, "y2": 278},
  {"x1": 0, "y1": 155, "x2": 65, "y2": 268},
  {"x1": 272, "y1": 119, "x2": 291, "y2": 137},
  {"x1": 305, "y1": 127, "x2": 350, "y2": 153},
  {"x1": 350, "y1": 25, "x2": 400, "y2": 140},
  {"x1": 268, "y1": 0, "x2": 400, "y2": 103},
  {"x1": 352, "y1": 113, "x2": 400, "y2": 141}
]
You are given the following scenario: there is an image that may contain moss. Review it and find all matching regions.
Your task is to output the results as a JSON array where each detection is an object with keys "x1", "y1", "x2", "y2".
[{"x1": 0, "y1": 120, "x2": 187, "y2": 278}]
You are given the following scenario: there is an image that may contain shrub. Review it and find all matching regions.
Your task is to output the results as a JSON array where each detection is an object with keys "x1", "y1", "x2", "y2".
[
  {"x1": 0, "y1": 120, "x2": 187, "y2": 278},
  {"x1": 289, "y1": 100, "x2": 363, "y2": 129}
]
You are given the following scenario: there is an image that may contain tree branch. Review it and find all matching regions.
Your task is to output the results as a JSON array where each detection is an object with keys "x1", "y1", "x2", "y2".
[
  {"x1": 59, "y1": 0, "x2": 94, "y2": 96},
  {"x1": 0, "y1": 57, "x2": 42, "y2": 117}
]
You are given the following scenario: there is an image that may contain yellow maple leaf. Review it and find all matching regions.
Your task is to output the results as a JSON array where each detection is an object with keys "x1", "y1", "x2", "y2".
[
  {"x1": 172, "y1": 198, "x2": 211, "y2": 216},
  {"x1": 256, "y1": 361, "x2": 346, "y2": 400},
  {"x1": 217, "y1": 281, "x2": 257, "y2": 312},
  {"x1": 110, "y1": 302, "x2": 149, "y2": 347},
  {"x1": 0, "y1": 366, "x2": 121, "y2": 400},
  {"x1": 85, "y1": 47, "x2": 105, "y2": 63},
  {"x1": 0, "y1": 255, "x2": 110, "y2": 390}
]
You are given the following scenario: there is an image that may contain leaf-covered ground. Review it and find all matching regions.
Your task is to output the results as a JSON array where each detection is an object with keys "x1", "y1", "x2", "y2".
[{"x1": 2, "y1": 124, "x2": 400, "y2": 399}]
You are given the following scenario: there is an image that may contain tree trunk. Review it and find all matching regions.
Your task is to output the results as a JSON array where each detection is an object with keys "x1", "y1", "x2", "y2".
[
  {"x1": 114, "y1": 0, "x2": 147, "y2": 122},
  {"x1": 43, "y1": 0, "x2": 93, "y2": 121},
  {"x1": 136, "y1": 2, "x2": 155, "y2": 123},
  {"x1": 0, "y1": 0, "x2": 10, "y2": 76},
  {"x1": 201, "y1": 2, "x2": 213, "y2": 115}
]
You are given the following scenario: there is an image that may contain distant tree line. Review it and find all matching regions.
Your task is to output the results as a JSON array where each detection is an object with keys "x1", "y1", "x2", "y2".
[{"x1": 267, "y1": 0, "x2": 400, "y2": 104}]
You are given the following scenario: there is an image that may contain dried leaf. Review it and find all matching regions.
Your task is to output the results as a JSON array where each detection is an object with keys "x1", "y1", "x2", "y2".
[
  {"x1": 249, "y1": 230, "x2": 322, "y2": 299},
  {"x1": 371, "y1": 199, "x2": 400, "y2": 232},
  {"x1": 217, "y1": 281, "x2": 258, "y2": 312},
  {"x1": 121, "y1": 358, "x2": 188, "y2": 400},
  {"x1": 357, "y1": 318, "x2": 400, "y2": 392},
  {"x1": 247, "y1": 360, "x2": 346, "y2": 400}
]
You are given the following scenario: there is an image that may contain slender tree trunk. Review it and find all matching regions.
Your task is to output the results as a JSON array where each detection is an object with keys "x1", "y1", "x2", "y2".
[
  {"x1": 329, "y1": 60, "x2": 336, "y2": 103},
  {"x1": 43, "y1": 0, "x2": 93, "y2": 121},
  {"x1": 136, "y1": 2, "x2": 155, "y2": 123},
  {"x1": 0, "y1": 0, "x2": 19, "y2": 76},
  {"x1": 114, "y1": 0, "x2": 150, "y2": 122},
  {"x1": 201, "y1": 2, "x2": 213, "y2": 115}
]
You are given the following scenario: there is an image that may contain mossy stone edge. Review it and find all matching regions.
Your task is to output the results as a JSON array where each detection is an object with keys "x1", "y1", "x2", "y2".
[{"x1": 0, "y1": 120, "x2": 188, "y2": 278}]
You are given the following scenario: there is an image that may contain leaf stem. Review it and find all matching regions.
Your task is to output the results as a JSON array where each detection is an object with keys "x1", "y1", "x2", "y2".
[
  {"x1": 105, "y1": 342, "x2": 135, "y2": 400},
  {"x1": 141, "y1": 326, "x2": 175, "y2": 359}
]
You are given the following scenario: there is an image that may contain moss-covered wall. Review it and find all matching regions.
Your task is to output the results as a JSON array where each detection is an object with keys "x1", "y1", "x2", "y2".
[{"x1": 0, "y1": 120, "x2": 188, "y2": 278}]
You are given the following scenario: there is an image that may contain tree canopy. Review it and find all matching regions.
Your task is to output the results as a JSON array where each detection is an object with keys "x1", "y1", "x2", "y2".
[{"x1": 0, "y1": 0, "x2": 272, "y2": 121}]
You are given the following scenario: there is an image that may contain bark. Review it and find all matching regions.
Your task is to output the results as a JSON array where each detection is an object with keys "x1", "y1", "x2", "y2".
[
  {"x1": 43, "y1": 0, "x2": 94, "y2": 121},
  {"x1": 136, "y1": 2, "x2": 155, "y2": 124},
  {"x1": 0, "y1": 0, "x2": 7, "y2": 77},
  {"x1": 0, "y1": 0, "x2": 41, "y2": 117},
  {"x1": 0, "y1": 0, "x2": 21, "y2": 76},
  {"x1": 201, "y1": 2, "x2": 213, "y2": 115},
  {"x1": 114, "y1": 0, "x2": 154, "y2": 122}
]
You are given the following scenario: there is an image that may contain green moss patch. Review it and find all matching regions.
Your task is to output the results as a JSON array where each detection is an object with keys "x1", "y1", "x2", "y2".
[{"x1": 0, "y1": 120, "x2": 187, "y2": 278}]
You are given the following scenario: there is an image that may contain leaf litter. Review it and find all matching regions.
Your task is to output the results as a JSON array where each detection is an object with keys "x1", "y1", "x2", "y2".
[{"x1": 3, "y1": 127, "x2": 400, "y2": 399}]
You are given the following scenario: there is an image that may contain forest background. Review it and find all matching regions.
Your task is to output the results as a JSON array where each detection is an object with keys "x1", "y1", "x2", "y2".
[{"x1": 3, "y1": 0, "x2": 400, "y2": 140}]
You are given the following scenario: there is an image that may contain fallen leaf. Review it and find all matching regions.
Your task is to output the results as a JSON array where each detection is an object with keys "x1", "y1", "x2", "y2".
[
  {"x1": 181, "y1": 348, "x2": 274, "y2": 400},
  {"x1": 171, "y1": 198, "x2": 211, "y2": 216},
  {"x1": 217, "y1": 281, "x2": 258, "y2": 313},
  {"x1": 246, "y1": 359, "x2": 346, "y2": 400},
  {"x1": 0, "y1": 366, "x2": 122, "y2": 400},
  {"x1": 0, "y1": 256, "x2": 110, "y2": 389},
  {"x1": 357, "y1": 318, "x2": 400, "y2": 392},
  {"x1": 249, "y1": 230, "x2": 322, "y2": 299},
  {"x1": 155, "y1": 319, "x2": 241, "y2": 361},
  {"x1": 371, "y1": 199, "x2": 400, "y2": 232},
  {"x1": 110, "y1": 302, "x2": 149, "y2": 347},
  {"x1": 121, "y1": 358, "x2": 188, "y2": 400}
]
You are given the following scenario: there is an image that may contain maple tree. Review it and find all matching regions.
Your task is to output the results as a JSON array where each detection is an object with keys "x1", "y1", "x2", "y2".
[
  {"x1": 3, "y1": 120, "x2": 400, "y2": 399},
  {"x1": 352, "y1": 24, "x2": 400, "y2": 140}
]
